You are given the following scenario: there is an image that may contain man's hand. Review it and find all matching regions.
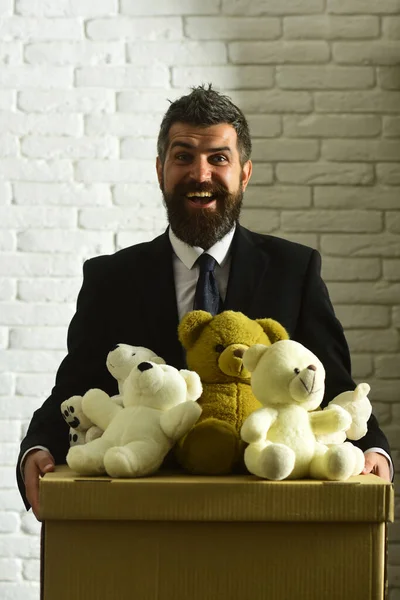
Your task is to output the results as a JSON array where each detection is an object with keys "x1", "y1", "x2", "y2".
[
  {"x1": 362, "y1": 451, "x2": 391, "y2": 482},
  {"x1": 24, "y1": 450, "x2": 55, "y2": 520}
]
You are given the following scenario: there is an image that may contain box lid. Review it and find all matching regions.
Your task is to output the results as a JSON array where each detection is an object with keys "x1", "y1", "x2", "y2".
[{"x1": 39, "y1": 465, "x2": 394, "y2": 523}]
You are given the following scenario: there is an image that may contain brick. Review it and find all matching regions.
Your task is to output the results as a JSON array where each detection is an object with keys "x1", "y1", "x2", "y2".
[
  {"x1": 0, "y1": 536, "x2": 40, "y2": 558},
  {"x1": 335, "y1": 304, "x2": 390, "y2": 328},
  {"x1": 370, "y1": 402, "x2": 392, "y2": 426},
  {"x1": 0, "y1": 159, "x2": 72, "y2": 181},
  {"x1": 346, "y1": 329, "x2": 399, "y2": 352},
  {"x1": 0, "y1": 183, "x2": 12, "y2": 204},
  {"x1": 226, "y1": 89, "x2": 313, "y2": 113},
  {"x1": 0, "y1": 254, "x2": 81, "y2": 277},
  {"x1": 239, "y1": 209, "x2": 280, "y2": 233},
  {"x1": 18, "y1": 89, "x2": 115, "y2": 114},
  {"x1": 322, "y1": 233, "x2": 400, "y2": 257},
  {"x1": 13, "y1": 182, "x2": 112, "y2": 206},
  {"x1": 394, "y1": 307, "x2": 400, "y2": 327},
  {"x1": 0, "y1": 328, "x2": 9, "y2": 348},
  {"x1": 120, "y1": 138, "x2": 158, "y2": 160},
  {"x1": 75, "y1": 160, "x2": 155, "y2": 183},
  {"x1": 248, "y1": 164, "x2": 274, "y2": 184},
  {"x1": 0, "y1": 349, "x2": 65, "y2": 372},
  {"x1": 0, "y1": 583, "x2": 40, "y2": 600},
  {"x1": 379, "y1": 67, "x2": 400, "y2": 90},
  {"x1": 314, "y1": 186, "x2": 400, "y2": 209},
  {"x1": 0, "y1": 420, "x2": 19, "y2": 442},
  {"x1": 384, "y1": 117, "x2": 400, "y2": 137},
  {"x1": 0, "y1": 230, "x2": 17, "y2": 250},
  {"x1": 0, "y1": 42, "x2": 23, "y2": 64},
  {"x1": 127, "y1": 41, "x2": 227, "y2": 66},
  {"x1": 384, "y1": 259, "x2": 400, "y2": 281},
  {"x1": 0, "y1": 374, "x2": 14, "y2": 396},
  {"x1": 348, "y1": 354, "x2": 373, "y2": 378},
  {"x1": 17, "y1": 229, "x2": 114, "y2": 254},
  {"x1": 18, "y1": 278, "x2": 82, "y2": 302},
  {"x1": 222, "y1": 0, "x2": 325, "y2": 15},
  {"x1": 173, "y1": 66, "x2": 274, "y2": 89},
  {"x1": 0, "y1": 279, "x2": 16, "y2": 300},
  {"x1": 333, "y1": 42, "x2": 400, "y2": 65},
  {"x1": 328, "y1": 0, "x2": 400, "y2": 13},
  {"x1": 116, "y1": 229, "x2": 160, "y2": 250},
  {"x1": 85, "y1": 114, "x2": 161, "y2": 137},
  {"x1": 0, "y1": 559, "x2": 19, "y2": 581},
  {"x1": 383, "y1": 16, "x2": 400, "y2": 39},
  {"x1": 315, "y1": 91, "x2": 400, "y2": 113},
  {"x1": 375, "y1": 355, "x2": 400, "y2": 378},
  {"x1": 0, "y1": 66, "x2": 73, "y2": 88},
  {"x1": 76, "y1": 65, "x2": 169, "y2": 88},
  {"x1": 117, "y1": 89, "x2": 186, "y2": 113},
  {"x1": 379, "y1": 424, "x2": 400, "y2": 450},
  {"x1": 282, "y1": 209, "x2": 382, "y2": 233},
  {"x1": 87, "y1": 17, "x2": 182, "y2": 41},
  {"x1": 322, "y1": 257, "x2": 381, "y2": 281},
  {"x1": 276, "y1": 163, "x2": 373, "y2": 185},
  {"x1": 0, "y1": 112, "x2": 83, "y2": 135},
  {"x1": 0, "y1": 90, "x2": 14, "y2": 110},
  {"x1": 185, "y1": 16, "x2": 281, "y2": 40},
  {"x1": 0, "y1": 511, "x2": 19, "y2": 533},
  {"x1": 0, "y1": 17, "x2": 83, "y2": 41},
  {"x1": 122, "y1": 0, "x2": 218, "y2": 14},
  {"x1": 252, "y1": 139, "x2": 319, "y2": 161},
  {"x1": 20, "y1": 512, "x2": 41, "y2": 536},
  {"x1": 0, "y1": 134, "x2": 18, "y2": 158},
  {"x1": 0, "y1": 443, "x2": 19, "y2": 466},
  {"x1": 10, "y1": 327, "x2": 66, "y2": 350},
  {"x1": 21, "y1": 136, "x2": 118, "y2": 159},
  {"x1": 284, "y1": 115, "x2": 380, "y2": 137},
  {"x1": 244, "y1": 185, "x2": 311, "y2": 208},
  {"x1": 377, "y1": 164, "x2": 400, "y2": 185},
  {"x1": 277, "y1": 66, "x2": 374, "y2": 90},
  {"x1": 284, "y1": 15, "x2": 379, "y2": 39},
  {"x1": 0, "y1": 0, "x2": 12, "y2": 14},
  {"x1": 229, "y1": 41, "x2": 330, "y2": 64},
  {"x1": 0, "y1": 206, "x2": 75, "y2": 229},
  {"x1": 15, "y1": 0, "x2": 117, "y2": 16},
  {"x1": 0, "y1": 394, "x2": 45, "y2": 417},
  {"x1": 328, "y1": 282, "x2": 400, "y2": 305},
  {"x1": 25, "y1": 41, "x2": 125, "y2": 65},
  {"x1": 322, "y1": 140, "x2": 400, "y2": 162},
  {"x1": 112, "y1": 183, "x2": 160, "y2": 205},
  {"x1": 79, "y1": 208, "x2": 162, "y2": 231},
  {"x1": 387, "y1": 213, "x2": 400, "y2": 233},
  {"x1": 247, "y1": 115, "x2": 281, "y2": 137},
  {"x1": 22, "y1": 559, "x2": 40, "y2": 582}
]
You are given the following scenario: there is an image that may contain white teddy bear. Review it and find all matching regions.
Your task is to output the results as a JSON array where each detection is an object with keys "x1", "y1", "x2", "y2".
[
  {"x1": 66, "y1": 360, "x2": 203, "y2": 478},
  {"x1": 61, "y1": 344, "x2": 165, "y2": 446},
  {"x1": 240, "y1": 340, "x2": 367, "y2": 481}
]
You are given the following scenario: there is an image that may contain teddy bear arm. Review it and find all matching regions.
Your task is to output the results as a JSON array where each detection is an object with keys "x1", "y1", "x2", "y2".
[
  {"x1": 82, "y1": 389, "x2": 122, "y2": 431},
  {"x1": 160, "y1": 402, "x2": 202, "y2": 441},
  {"x1": 241, "y1": 408, "x2": 275, "y2": 444},
  {"x1": 309, "y1": 405, "x2": 352, "y2": 436}
]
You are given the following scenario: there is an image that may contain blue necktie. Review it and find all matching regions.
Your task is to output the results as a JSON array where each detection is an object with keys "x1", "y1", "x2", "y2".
[{"x1": 193, "y1": 253, "x2": 222, "y2": 316}]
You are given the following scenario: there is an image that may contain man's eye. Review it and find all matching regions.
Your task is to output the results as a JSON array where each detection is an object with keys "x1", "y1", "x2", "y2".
[
  {"x1": 175, "y1": 153, "x2": 191, "y2": 162},
  {"x1": 210, "y1": 155, "x2": 227, "y2": 164}
]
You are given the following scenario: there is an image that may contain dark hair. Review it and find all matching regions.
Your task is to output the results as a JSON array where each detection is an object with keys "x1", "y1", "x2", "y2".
[{"x1": 157, "y1": 84, "x2": 252, "y2": 166}]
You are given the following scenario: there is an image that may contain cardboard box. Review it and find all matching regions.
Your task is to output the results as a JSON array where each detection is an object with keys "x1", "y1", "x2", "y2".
[{"x1": 40, "y1": 465, "x2": 394, "y2": 600}]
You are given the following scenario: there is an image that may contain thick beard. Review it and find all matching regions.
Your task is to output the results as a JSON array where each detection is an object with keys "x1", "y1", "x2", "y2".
[{"x1": 162, "y1": 179, "x2": 243, "y2": 249}]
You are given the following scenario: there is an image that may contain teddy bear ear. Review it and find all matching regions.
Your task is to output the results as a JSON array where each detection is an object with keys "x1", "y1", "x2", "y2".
[
  {"x1": 179, "y1": 369, "x2": 203, "y2": 401},
  {"x1": 151, "y1": 355, "x2": 166, "y2": 365},
  {"x1": 243, "y1": 344, "x2": 269, "y2": 372},
  {"x1": 178, "y1": 310, "x2": 214, "y2": 349},
  {"x1": 256, "y1": 318, "x2": 289, "y2": 343}
]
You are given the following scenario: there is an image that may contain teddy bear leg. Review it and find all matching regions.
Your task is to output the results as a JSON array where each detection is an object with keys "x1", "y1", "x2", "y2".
[
  {"x1": 176, "y1": 418, "x2": 240, "y2": 475},
  {"x1": 350, "y1": 444, "x2": 365, "y2": 476},
  {"x1": 256, "y1": 443, "x2": 296, "y2": 480},
  {"x1": 85, "y1": 425, "x2": 103, "y2": 443},
  {"x1": 67, "y1": 437, "x2": 112, "y2": 475},
  {"x1": 104, "y1": 440, "x2": 163, "y2": 478},
  {"x1": 310, "y1": 442, "x2": 356, "y2": 481}
]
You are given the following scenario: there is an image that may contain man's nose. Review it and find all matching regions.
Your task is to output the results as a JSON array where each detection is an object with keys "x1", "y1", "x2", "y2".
[{"x1": 188, "y1": 157, "x2": 212, "y2": 182}]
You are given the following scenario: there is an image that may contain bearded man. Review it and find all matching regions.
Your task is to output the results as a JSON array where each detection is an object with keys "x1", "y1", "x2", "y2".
[{"x1": 17, "y1": 85, "x2": 392, "y2": 519}]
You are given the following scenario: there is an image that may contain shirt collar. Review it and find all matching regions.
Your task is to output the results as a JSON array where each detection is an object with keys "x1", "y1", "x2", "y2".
[{"x1": 169, "y1": 225, "x2": 236, "y2": 269}]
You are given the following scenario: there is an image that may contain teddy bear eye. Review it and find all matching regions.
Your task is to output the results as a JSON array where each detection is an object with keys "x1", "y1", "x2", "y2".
[
  {"x1": 294, "y1": 368, "x2": 300, "y2": 375},
  {"x1": 131, "y1": 352, "x2": 136, "y2": 356},
  {"x1": 215, "y1": 344, "x2": 225, "y2": 353}
]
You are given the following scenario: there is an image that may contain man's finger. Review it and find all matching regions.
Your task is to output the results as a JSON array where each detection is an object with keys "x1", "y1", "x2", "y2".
[{"x1": 24, "y1": 451, "x2": 55, "y2": 520}]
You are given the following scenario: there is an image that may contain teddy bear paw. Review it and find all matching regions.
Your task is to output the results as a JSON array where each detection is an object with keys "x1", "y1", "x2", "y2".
[
  {"x1": 258, "y1": 443, "x2": 296, "y2": 480},
  {"x1": 324, "y1": 443, "x2": 357, "y2": 481},
  {"x1": 104, "y1": 446, "x2": 139, "y2": 478}
]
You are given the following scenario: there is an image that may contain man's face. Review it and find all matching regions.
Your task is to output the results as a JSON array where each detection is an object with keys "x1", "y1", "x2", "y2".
[{"x1": 156, "y1": 122, "x2": 252, "y2": 249}]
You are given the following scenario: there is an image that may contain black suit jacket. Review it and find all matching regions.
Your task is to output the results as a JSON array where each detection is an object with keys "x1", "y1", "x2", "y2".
[{"x1": 17, "y1": 225, "x2": 391, "y2": 507}]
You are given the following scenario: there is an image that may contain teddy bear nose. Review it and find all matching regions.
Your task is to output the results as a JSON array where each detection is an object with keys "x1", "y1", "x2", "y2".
[
  {"x1": 138, "y1": 362, "x2": 153, "y2": 372},
  {"x1": 233, "y1": 348, "x2": 245, "y2": 358},
  {"x1": 307, "y1": 364, "x2": 317, "y2": 371}
]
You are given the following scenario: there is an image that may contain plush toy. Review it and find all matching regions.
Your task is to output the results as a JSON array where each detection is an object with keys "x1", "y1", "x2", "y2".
[
  {"x1": 61, "y1": 344, "x2": 165, "y2": 446},
  {"x1": 66, "y1": 361, "x2": 203, "y2": 477},
  {"x1": 241, "y1": 339, "x2": 366, "y2": 481},
  {"x1": 176, "y1": 310, "x2": 289, "y2": 475}
]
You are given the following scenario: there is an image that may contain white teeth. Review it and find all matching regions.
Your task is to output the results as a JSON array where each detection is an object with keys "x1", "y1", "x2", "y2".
[{"x1": 186, "y1": 192, "x2": 213, "y2": 198}]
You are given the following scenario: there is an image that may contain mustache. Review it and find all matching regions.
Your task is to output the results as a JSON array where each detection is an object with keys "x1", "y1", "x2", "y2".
[{"x1": 172, "y1": 182, "x2": 229, "y2": 196}]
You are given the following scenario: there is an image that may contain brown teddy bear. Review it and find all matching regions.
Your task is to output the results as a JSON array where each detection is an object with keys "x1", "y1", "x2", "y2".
[{"x1": 176, "y1": 310, "x2": 289, "y2": 475}]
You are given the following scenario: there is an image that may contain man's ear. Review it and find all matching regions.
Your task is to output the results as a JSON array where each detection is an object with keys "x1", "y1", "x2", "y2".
[
  {"x1": 241, "y1": 159, "x2": 252, "y2": 191},
  {"x1": 156, "y1": 156, "x2": 163, "y2": 189}
]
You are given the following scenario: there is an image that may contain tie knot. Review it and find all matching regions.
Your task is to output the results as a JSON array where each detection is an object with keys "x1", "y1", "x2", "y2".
[{"x1": 197, "y1": 253, "x2": 217, "y2": 273}]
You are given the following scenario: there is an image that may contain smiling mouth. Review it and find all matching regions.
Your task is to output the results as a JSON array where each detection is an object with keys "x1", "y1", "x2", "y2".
[{"x1": 186, "y1": 192, "x2": 217, "y2": 207}]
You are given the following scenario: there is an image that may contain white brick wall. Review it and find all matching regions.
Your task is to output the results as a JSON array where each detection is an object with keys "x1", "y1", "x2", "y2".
[{"x1": 0, "y1": 1, "x2": 399, "y2": 597}]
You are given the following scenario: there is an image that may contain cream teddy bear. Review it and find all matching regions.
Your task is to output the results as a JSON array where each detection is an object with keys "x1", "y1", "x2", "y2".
[
  {"x1": 241, "y1": 340, "x2": 366, "y2": 481},
  {"x1": 61, "y1": 344, "x2": 165, "y2": 446},
  {"x1": 66, "y1": 361, "x2": 202, "y2": 477}
]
